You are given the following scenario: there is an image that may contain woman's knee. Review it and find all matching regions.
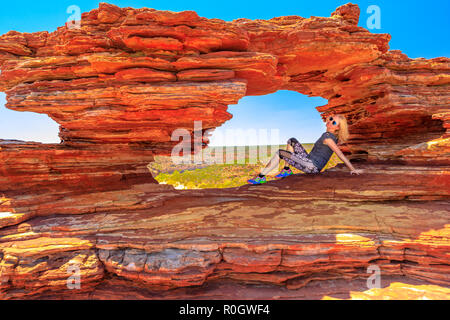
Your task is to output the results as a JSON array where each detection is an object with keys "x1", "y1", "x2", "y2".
[
  {"x1": 278, "y1": 149, "x2": 292, "y2": 160},
  {"x1": 287, "y1": 137, "x2": 299, "y2": 147}
]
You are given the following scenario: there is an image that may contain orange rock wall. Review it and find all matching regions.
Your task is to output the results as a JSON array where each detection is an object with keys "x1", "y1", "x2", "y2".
[
  {"x1": 0, "y1": 3, "x2": 449, "y2": 299},
  {"x1": 0, "y1": 3, "x2": 448, "y2": 161}
]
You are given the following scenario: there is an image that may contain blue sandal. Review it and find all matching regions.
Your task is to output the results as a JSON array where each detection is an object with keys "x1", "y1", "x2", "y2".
[
  {"x1": 247, "y1": 176, "x2": 267, "y2": 185},
  {"x1": 275, "y1": 168, "x2": 293, "y2": 179}
]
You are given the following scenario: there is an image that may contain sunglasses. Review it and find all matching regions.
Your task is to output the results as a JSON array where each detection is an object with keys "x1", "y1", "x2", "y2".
[{"x1": 328, "y1": 117, "x2": 338, "y2": 126}]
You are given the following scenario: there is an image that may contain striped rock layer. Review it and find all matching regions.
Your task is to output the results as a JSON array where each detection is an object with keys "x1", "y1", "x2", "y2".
[{"x1": 0, "y1": 3, "x2": 449, "y2": 299}]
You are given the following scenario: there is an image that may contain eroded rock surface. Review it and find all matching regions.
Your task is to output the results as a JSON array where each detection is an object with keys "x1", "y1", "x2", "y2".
[
  {"x1": 0, "y1": 3, "x2": 448, "y2": 160},
  {"x1": 1, "y1": 163, "x2": 449, "y2": 299},
  {"x1": 0, "y1": 3, "x2": 449, "y2": 299}
]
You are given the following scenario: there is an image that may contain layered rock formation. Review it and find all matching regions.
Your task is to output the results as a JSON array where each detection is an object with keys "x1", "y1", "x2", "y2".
[
  {"x1": 1, "y1": 164, "x2": 449, "y2": 299},
  {"x1": 0, "y1": 3, "x2": 449, "y2": 299},
  {"x1": 0, "y1": 3, "x2": 448, "y2": 159}
]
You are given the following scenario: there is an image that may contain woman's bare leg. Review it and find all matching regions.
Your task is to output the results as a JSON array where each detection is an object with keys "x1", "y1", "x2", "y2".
[
  {"x1": 260, "y1": 151, "x2": 282, "y2": 176},
  {"x1": 286, "y1": 143, "x2": 294, "y2": 153},
  {"x1": 260, "y1": 141, "x2": 294, "y2": 176}
]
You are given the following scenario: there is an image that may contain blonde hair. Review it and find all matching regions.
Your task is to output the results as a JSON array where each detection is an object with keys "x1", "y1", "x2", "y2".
[{"x1": 335, "y1": 114, "x2": 349, "y2": 143}]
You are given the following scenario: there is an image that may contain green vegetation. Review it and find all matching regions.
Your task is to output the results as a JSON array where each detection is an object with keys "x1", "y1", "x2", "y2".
[{"x1": 150, "y1": 144, "x2": 343, "y2": 189}]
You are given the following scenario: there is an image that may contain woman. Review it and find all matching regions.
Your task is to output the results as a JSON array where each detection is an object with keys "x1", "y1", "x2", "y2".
[{"x1": 248, "y1": 114, "x2": 363, "y2": 184}]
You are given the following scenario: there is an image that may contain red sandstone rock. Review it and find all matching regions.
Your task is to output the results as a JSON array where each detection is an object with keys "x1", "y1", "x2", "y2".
[
  {"x1": 114, "y1": 67, "x2": 176, "y2": 82},
  {"x1": 331, "y1": 2, "x2": 360, "y2": 25},
  {"x1": 177, "y1": 69, "x2": 235, "y2": 81},
  {"x1": 0, "y1": 165, "x2": 449, "y2": 299},
  {"x1": 0, "y1": 3, "x2": 449, "y2": 300},
  {"x1": 0, "y1": 3, "x2": 447, "y2": 161},
  {"x1": 0, "y1": 162, "x2": 449, "y2": 299}
]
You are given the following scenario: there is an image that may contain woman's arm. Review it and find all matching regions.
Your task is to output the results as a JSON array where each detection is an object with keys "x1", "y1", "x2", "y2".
[{"x1": 324, "y1": 138, "x2": 363, "y2": 175}]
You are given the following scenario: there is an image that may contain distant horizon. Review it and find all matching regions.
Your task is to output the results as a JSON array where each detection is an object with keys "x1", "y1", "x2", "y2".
[{"x1": 1, "y1": 0, "x2": 449, "y2": 146}]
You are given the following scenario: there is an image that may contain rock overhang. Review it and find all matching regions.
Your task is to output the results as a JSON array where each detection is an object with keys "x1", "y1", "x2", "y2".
[{"x1": 0, "y1": 3, "x2": 449, "y2": 300}]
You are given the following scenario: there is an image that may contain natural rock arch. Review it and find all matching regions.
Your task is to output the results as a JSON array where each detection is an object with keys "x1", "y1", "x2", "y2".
[
  {"x1": 0, "y1": 3, "x2": 449, "y2": 299},
  {"x1": 0, "y1": 3, "x2": 448, "y2": 163}
]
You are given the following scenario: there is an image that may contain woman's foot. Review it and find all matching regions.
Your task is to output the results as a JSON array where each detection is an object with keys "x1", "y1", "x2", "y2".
[
  {"x1": 275, "y1": 168, "x2": 293, "y2": 179},
  {"x1": 247, "y1": 175, "x2": 267, "y2": 185}
]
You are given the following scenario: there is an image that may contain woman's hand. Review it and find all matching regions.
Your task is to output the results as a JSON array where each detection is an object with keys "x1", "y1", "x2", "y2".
[
  {"x1": 323, "y1": 139, "x2": 364, "y2": 176},
  {"x1": 350, "y1": 169, "x2": 363, "y2": 175}
]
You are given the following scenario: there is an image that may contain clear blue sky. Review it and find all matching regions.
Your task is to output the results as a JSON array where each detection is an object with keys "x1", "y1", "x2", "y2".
[{"x1": 1, "y1": 1, "x2": 449, "y2": 144}]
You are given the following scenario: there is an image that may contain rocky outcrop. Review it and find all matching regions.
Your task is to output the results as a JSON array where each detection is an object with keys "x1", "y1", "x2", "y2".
[
  {"x1": 0, "y1": 3, "x2": 449, "y2": 299},
  {"x1": 314, "y1": 51, "x2": 450, "y2": 164},
  {"x1": 1, "y1": 163, "x2": 449, "y2": 299},
  {"x1": 0, "y1": 3, "x2": 447, "y2": 160},
  {"x1": 0, "y1": 139, "x2": 177, "y2": 229}
]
